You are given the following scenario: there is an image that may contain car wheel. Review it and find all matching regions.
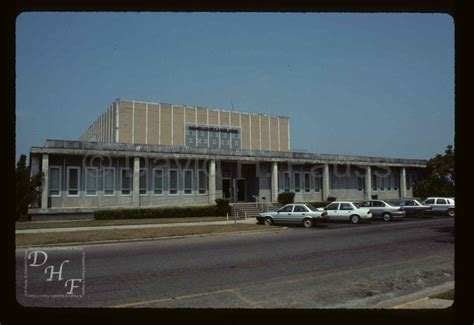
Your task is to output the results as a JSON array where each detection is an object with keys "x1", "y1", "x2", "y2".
[
  {"x1": 382, "y1": 212, "x2": 392, "y2": 222},
  {"x1": 302, "y1": 218, "x2": 313, "y2": 228},
  {"x1": 447, "y1": 209, "x2": 455, "y2": 217},
  {"x1": 350, "y1": 215, "x2": 361, "y2": 224},
  {"x1": 264, "y1": 217, "x2": 273, "y2": 226},
  {"x1": 416, "y1": 210, "x2": 425, "y2": 218}
]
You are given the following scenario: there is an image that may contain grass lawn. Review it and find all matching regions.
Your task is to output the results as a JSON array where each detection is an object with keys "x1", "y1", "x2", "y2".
[
  {"x1": 16, "y1": 223, "x2": 273, "y2": 246},
  {"x1": 16, "y1": 216, "x2": 230, "y2": 230},
  {"x1": 430, "y1": 289, "x2": 454, "y2": 300}
]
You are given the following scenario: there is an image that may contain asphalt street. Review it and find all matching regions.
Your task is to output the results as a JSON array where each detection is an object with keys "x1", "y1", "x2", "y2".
[{"x1": 15, "y1": 216, "x2": 454, "y2": 308}]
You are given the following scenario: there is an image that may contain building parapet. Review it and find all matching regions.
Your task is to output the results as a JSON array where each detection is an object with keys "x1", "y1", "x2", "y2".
[{"x1": 30, "y1": 139, "x2": 427, "y2": 168}]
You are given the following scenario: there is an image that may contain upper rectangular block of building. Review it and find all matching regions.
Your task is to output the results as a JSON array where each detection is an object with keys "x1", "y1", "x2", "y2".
[{"x1": 79, "y1": 99, "x2": 291, "y2": 152}]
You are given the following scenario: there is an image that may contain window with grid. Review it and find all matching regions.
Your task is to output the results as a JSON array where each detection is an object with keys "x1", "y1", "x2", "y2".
[{"x1": 67, "y1": 167, "x2": 80, "y2": 196}]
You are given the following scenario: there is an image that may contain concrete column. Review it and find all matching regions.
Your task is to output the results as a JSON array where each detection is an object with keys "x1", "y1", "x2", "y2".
[
  {"x1": 365, "y1": 166, "x2": 372, "y2": 200},
  {"x1": 322, "y1": 164, "x2": 330, "y2": 200},
  {"x1": 209, "y1": 160, "x2": 216, "y2": 204},
  {"x1": 41, "y1": 154, "x2": 49, "y2": 209},
  {"x1": 30, "y1": 155, "x2": 40, "y2": 177},
  {"x1": 132, "y1": 157, "x2": 140, "y2": 208},
  {"x1": 271, "y1": 162, "x2": 278, "y2": 202},
  {"x1": 400, "y1": 167, "x2": 407, "y2": 198},
  {"x1": 30, "y1": 156, "x2": 40, "y2": 208}
]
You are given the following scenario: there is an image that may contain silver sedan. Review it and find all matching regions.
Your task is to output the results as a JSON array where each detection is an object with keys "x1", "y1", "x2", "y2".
[
  {"x1": 257, "y1": 203, "x2": 327, "y2": 228},
  {"x1": 359, "y1": 200, "x2": 406, "y2": 221}
]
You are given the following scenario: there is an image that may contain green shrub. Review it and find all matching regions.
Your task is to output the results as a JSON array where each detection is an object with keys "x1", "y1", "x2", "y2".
[
  {"x1": 94, "y1": 205, "x2": 221, "y2": 220},
  {"x1": 326, "y1": 196, "x2": 337, "y2": 202},
  {"x1": 215, "y1": 198, "x2": 231, "y2": 215},
  {"x1": 278, "y1": 192, "x2": 295, "y2": 205}
]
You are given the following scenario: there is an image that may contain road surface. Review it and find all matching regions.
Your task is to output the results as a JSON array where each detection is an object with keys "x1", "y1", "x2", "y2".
[{"x1": 16, "y1": 216, "x2": 454, "y2": 308}]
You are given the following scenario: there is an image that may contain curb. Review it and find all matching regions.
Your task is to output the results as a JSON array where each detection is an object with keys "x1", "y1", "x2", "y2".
[
  {"x1": 16, "y1": 219, "x2": 255, "y2": 234},
  {"x1": 373, "y1": 281, "x2": 454, "y2": 309},
  {"x1": 16, "y1": 226, "x2": 288, "y2": 249}
]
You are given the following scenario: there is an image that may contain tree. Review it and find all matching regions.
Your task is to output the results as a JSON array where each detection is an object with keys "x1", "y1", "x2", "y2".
[
  {"x1": 413, "y1": 145, "x2": 455, "y2": 198},
  {"x1": 16, "y1": 155, "x2": 42, "y2": 221}
]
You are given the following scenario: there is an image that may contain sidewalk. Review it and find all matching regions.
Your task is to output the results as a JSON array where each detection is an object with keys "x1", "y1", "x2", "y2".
[
  {"x1": 16, "y1": 218, "x2": 258, "y2": 234},
  {"x1": 374, "y1": 281, "x2": 454, "y2": 309},
  {"x1": 392, "y1": 297, "x2": 453, "y2": 309}
]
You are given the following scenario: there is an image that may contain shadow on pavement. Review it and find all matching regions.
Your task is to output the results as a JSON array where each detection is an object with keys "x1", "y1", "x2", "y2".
[{"x1": 432, "y1": 225, "x2": 454, "y2": 244}]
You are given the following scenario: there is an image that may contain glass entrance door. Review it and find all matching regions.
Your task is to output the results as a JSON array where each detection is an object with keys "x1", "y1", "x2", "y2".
[
  {"x1": 222, "y1": 178, "x2": 231, "y2": 199},
  {"x1": 236, "y1": 178, "x2": 246, "y2": 202}
]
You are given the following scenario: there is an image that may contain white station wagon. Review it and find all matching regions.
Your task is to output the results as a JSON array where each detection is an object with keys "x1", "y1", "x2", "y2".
[
  {"x1": 422, "y1": 197, "x2": 455, "y2": 217},
  {"x1": 321, "y1": 201, "x2": 373, "y2": 224}
]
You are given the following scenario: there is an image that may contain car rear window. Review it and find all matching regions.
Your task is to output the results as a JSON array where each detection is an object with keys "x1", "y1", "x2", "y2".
[{"x1": 306, "y1": 204, "x2": 319, "y2": 211}]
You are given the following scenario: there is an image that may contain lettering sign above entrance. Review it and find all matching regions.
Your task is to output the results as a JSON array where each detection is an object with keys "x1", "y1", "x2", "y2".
[{"x1": 185, "y1": 124, "x2": 241, "y2": 149}]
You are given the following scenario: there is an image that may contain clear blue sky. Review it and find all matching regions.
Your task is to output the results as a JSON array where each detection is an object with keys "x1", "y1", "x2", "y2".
[{"x1": 16, "y1": 12, "x2": 454, "y2": 161}]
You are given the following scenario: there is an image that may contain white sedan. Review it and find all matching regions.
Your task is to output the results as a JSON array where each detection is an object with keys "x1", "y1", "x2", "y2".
[
  {"x1": 257, "y1": 203, "x2": 327, "y2": 228},
  {"x1": 321, "y1": 201, "x2": 373, "y2": 224}
]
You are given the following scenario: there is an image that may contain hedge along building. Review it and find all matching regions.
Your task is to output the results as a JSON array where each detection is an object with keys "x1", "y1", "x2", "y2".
[{"x1": 29, "y1": 98, "x2": 427, "y2": 219}]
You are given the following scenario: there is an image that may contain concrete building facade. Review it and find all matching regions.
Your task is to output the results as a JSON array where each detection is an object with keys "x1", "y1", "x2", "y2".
[
  {"x1": 80, "y1": 99, "x2": 290, "y2": 152},
  {"x1": 29, "y1": 99, "x2": 426, "y2": 219}
]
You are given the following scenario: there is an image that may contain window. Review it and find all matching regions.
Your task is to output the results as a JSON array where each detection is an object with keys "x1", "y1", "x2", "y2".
[
  {"x1": 184, "y1": 169, "x2": 193, "y2": 195},
  {"x1": 306, "y1": 204, "x2": 319, "y2": 211},
  {"x1": 393, "y1": 174, "x2": 399, "y2": 190},
  {"x1": 67, "y1": 166, "x2": 80, "y2": 196},
  {"x1": 373, "y1": 201, "x2": 385, "y2": 207},
  {"x1": 279, "y1": 205, "x2": 293, "y2": 212},
  {"x1": 153, "y1": 169, "x2": 163, "y2": 195},
  {"x1": 361, "y1": 201, "x2": 371, "y2": 207},
  {"x1": 405, "y1": 200, "x2": 415, "y2": 206},
  {"x1": 424, "y1": 199, "x2": 435, "y2": 204},
  {"x1": 283, "y1": 172, "x2": 290, "y2": 192},
  {"x1": 139, "y1": 168, "x2": 148, "y2": 195},
  {"x1": 294, "y1": 205, "x2": 308, "y2": 212},
  {"x1": 436, "y1": 199, "x2": 447, "y2": 204},
  {"x1": 357, "y1": 176, "x2": 364, "y2": 191},
  {"x1": 326, "y1": 203, "x2": 339, "y2": 210},
  {"x1": 120, "y1": 168, "x2": 132, "y2": 195},
  {"x1": 49, "y1": 166, "x2": 61, "y2": 197},
  {"x1": 103, "y1": 167, "x2": 115, "y2": 196},
  {"x1": 372, "y1": 174, "x2": 377, "y2": 191},
  {"x1": 169, "y1": 169, "x2": 178, "y2": 195},
  {"x1": 379, "y1": 176, "x2": 384, "y2": 191},
  {"x1": 406, "y1": 174, "x2": 411, "y2": 190},
  {"x1": 313, "y1": 173, "x2": 321, "y2": 192},
  {"x1": 85, "y1": 167, "x2": 98, "y2": 196},
  {"x1": 198, "y1": 170, "x2": 207, "y2": 194},
  {"x1": 340, "y1": 203, "x2": 353, "y2": 210},
  {"x1": 387, "y1": 176, "x2": 392, "y2": 190},
  {"x1": 294, "y1": 172, "x2": 301, "y2": 193},
  {"x1": 304, "y1": 173, "x2": 311, "y2": 193}
]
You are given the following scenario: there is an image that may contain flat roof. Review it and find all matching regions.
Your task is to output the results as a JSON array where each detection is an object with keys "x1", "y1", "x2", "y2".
[
  {"x1": 30, "y1": 140, "x2": 427, "y2": 168},
  {"x1": 116, "y1": 98, "x2": 290, "y2": 119}
]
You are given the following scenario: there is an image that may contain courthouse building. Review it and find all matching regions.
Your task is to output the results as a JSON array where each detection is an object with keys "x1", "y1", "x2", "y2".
[{"x1": 28, "y1": 98, "x2": 427, "y2": 219}]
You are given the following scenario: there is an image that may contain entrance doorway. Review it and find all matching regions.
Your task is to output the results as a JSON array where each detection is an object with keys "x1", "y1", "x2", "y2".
[
  {"x1": 222, "y1": 178, "x2": 231, "y2": 199},
  {"x1": 236, "y1": 178, "x2": 246, "y2": 202}
]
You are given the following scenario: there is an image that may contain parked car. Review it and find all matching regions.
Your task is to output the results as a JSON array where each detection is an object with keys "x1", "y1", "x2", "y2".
[
  {"x1": 320, "y1": 201, "x2": 372, "y2": 224},
  {"x1": 359, "y1": 200, "x2": 406, "y2": 221},
  {"x1": 257, "y1": 203, "x2": 327, "y2": 228},
  {"x1": 390, "y1": 199, "x2": 432, "y2": 217},
  {"x1": 422, "y1": 197, "x2": 455, "y2": 217}
]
